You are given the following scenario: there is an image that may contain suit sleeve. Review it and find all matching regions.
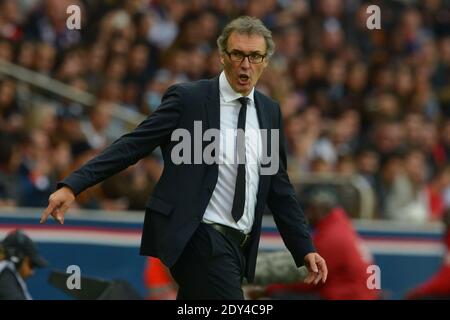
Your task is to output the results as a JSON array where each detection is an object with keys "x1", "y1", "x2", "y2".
[
  {"x1": 266, "y1": 104, "x2": 315, "y2": 267},
  {"x1": 59, "y1": 85, "x2": 183, "y2": 195}
]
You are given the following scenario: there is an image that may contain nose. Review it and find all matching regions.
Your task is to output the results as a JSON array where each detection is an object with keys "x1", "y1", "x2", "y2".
[{"x1": 240, "y1": 56, "x2": 251, "y2": 69}]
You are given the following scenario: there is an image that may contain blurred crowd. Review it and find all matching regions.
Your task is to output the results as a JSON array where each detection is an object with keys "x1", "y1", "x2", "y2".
[{"x1": 0, "y1": 0, "x2": 450, "y2": 222}]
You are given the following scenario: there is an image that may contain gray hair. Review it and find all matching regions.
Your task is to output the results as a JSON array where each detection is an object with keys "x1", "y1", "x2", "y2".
[{"x1": 217, "y1": 16, "x2": 275, "y2": 58}]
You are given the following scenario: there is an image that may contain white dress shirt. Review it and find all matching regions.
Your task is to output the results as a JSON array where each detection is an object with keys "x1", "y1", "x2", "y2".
[{"x1": 202, "y1": 72, "x2": 262, "y2": 234}]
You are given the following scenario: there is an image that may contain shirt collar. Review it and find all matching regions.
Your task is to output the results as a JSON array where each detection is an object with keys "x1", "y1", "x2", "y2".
[{"x1": 219, "y1": 71, "x2": 255, "y2": 105}]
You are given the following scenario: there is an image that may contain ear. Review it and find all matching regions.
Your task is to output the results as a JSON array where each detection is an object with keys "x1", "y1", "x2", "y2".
[{"x1": 220, "y1": 54, "x2": 225, "y2": 65}]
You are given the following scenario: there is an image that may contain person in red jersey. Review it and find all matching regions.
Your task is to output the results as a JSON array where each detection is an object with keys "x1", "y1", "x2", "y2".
[
  {"x1": 406, "y1": 208, "x2": 450, "y2": 300},
  {"x1": 253, "y1": 188, "x2": 379, "y2": 300}
]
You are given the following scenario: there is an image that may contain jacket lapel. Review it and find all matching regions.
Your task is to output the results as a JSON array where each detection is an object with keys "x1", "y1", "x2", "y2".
[
  {"x1": 205, "y1": 76, "x2": 220, "y2": 130},
  {"x1": 254, "y1": 91, "x2": 272, "y2": 219},
  {"x1": 254, "y1": 91, "x2": 270, "y2": 152}
]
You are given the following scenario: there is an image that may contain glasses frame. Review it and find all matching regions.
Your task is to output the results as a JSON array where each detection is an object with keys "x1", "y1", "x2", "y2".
[{"x1": 224, "y1": 49, "x2": 267, "y2": 64}]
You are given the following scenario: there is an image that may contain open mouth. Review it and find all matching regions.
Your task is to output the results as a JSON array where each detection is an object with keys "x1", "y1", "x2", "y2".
[{"x1": 238, "y1": 74, "x2": 250, "y2": 85}]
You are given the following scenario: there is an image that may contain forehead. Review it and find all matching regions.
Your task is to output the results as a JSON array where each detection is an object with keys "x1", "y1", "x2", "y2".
[{"x1": 227, "y1": 32, "x2": 267, "y2": 52}]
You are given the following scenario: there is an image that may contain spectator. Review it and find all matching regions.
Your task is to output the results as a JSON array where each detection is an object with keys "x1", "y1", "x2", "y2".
[
  {"x1": 427, "y1": 166, "x2": 450, "y2": 221},
  {"x1": 406, "y1": 209, "x2": 450, "y2": 299},
  {"x1": 80, "y1": 101, "x2": 115, "y2": 150},
  {"x1": 0, "y1": 79, "x2": 23, "y2": 133},
  {"x1": 384, "y1": 149, "x2": 429, "y2": 222},
  {"x1": 249, "y1": 188, "x2": 378, "y2": 300},
  {"x1": 0, "y1": 229, "x2": 48, "y2": 300},
  {"x1": 143, "y1": 257, "x2": 177, "y2": 300},
  {"x1": 0, "y1": 132, "x2": 20, "y2": 206},
  {"x1": 0, "y1": 0, "x2": 24, "y2": 41},
  {"x1": 24, "y1": 0, "x2": 82, "y2": 50},
  {"x1": 17, "y1": 129, "x2": 55, "y2": 207}
]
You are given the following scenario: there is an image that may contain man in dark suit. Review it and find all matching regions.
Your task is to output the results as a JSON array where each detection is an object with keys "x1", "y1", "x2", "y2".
[{"x1": 40, "y1": 16, "x2": 327, "y2": 299}]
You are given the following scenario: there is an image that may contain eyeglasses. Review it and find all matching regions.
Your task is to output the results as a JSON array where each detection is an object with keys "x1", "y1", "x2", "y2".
[{"x1": 224, "y1": 50, "x2": 267, "y2": 64}]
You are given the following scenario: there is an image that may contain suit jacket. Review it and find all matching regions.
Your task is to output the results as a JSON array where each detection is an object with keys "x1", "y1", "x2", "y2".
[{"x1": 59, "y1": 76, "x2": 315, "y2": 282}]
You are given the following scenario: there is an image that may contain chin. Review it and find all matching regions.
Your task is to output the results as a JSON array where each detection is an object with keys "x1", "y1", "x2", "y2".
[{"x1": 238, "y1": 84, "x2": 251, "y2": 93}]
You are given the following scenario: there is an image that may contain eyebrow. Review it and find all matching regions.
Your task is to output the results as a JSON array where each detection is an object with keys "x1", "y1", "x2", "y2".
[{"x1": 229, "y1": 49, "x2": 265, "y2": 55}]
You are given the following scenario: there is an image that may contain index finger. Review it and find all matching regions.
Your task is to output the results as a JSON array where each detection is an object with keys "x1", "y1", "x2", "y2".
[{"x1": 40, "y1": 202, "x2": 57, "y2": 224}]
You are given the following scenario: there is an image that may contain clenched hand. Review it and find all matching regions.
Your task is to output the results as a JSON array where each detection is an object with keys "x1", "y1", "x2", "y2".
[{"x1": 303, "y1": 252, "x2": 328, "y2": 285}]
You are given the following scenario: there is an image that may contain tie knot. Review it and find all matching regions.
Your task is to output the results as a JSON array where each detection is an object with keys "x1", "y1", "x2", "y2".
[{"x1": 238, "y1": 97, "x2": 248, "y2": 108}]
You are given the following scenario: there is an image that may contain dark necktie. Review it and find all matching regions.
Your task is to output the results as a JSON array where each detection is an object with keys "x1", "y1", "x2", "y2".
[{"x1": 231, "y1": 97, "x2": 248, "y2": 222}]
